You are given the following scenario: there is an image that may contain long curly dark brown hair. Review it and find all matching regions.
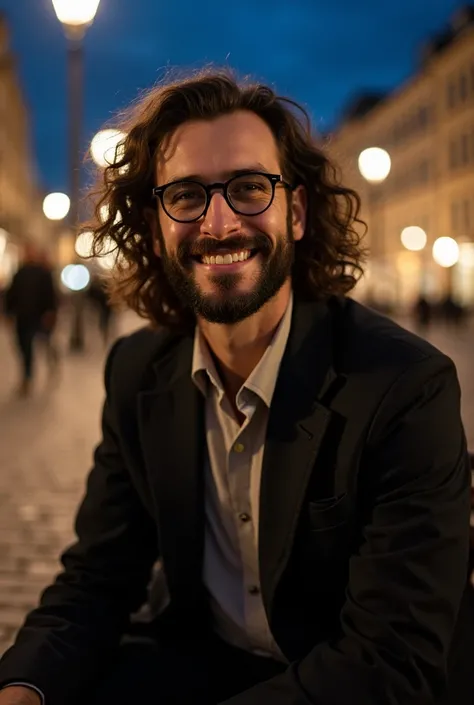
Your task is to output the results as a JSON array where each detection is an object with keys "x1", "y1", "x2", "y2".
[{"x1": 88, "y1": 67, "x2": 367, "y2": 329}]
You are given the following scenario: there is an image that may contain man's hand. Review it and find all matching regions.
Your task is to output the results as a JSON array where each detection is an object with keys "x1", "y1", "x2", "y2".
[{"x1": 0, "y1": 686, "x2": 42, "y2": 704}]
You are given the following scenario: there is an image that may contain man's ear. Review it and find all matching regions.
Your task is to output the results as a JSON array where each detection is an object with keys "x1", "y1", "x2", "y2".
[
  {"x1": 144, "y1": 207, "x2": 160, "y2": 257},
  {"x1": 291, "y1": 185, "x2": 307, "y2": 243}
]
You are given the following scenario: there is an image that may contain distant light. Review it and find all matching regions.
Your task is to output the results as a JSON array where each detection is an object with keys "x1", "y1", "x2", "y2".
[
  {"x1": 75, "y1": 231, "x2": 94, "y2": 258},
  {"x1": 51, "y1": 0, "x2": 101, "y2": 27},
  {"x1": 459, "y1": 243, "x2": 474, "y2": 267},
  {"x1": 100, "y1": 204, "x2": 122, "y2": 224},
  {"x1": 61, "y1": 264, "x2": 90, "y2": 291},
  {"x1": 43, "y1": 192, "x2": 70, "y2": 221},
  {"x1": 91, "y1": 129, "x2": 127, "y2": 168},
  {"x1": 0, "y1": 228, "x2": 7, "y2": 258},
  {"x1": 432, "y1": 237, "x2": 459, "y2": 268},
  {"x1": 96, "y1": 236, "x2": 117, "y2": 270},
  {"x1": 358, "y1": 147, "x2": 391, "y2": 183},
  {"x1": 400, "y1": 226, "x2": 427, "y2": 252}
]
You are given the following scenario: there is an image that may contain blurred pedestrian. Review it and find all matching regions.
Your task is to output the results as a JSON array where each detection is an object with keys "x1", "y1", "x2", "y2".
[
  {"x1": 0, "y1": 70, "x2": 471, "y2": 705},
  {"x1": 87, "y1": 276, "x2": 115, "y2": 346},
  {"x1": 3, "y1": 243, "x2": 59, "y2": 396},
  {"x1": 413, "y1": 294, "x2": 432, "y2": 332}
]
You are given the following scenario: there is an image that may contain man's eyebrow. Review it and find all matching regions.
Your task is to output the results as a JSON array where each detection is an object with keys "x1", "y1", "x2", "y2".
[{"x1": 163, "y1": 163, "x2": 272, "y2": 184}]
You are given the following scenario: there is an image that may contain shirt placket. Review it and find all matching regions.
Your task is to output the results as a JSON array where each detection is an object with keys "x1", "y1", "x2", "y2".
[{"x1": 226, "y1": 410, "x2": 268, "y2": 652}]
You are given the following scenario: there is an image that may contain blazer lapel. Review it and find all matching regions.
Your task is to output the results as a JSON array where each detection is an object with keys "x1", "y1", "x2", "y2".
[
  {"x1": 138, "y1": 334, "x2": 205, "y2": 604},
  {"x1": 259, "y1": 300, "x2": 339, "y2": 615}
]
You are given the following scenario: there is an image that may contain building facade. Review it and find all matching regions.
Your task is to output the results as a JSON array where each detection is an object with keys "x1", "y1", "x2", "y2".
[
  {"x1": 0, "y1": 14, "x2": 55, "y2": 288},
  {"x1": 328, "y1": 6, "x2": 474, "y2": 310}
]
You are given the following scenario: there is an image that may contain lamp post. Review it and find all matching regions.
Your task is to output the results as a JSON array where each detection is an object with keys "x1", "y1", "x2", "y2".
[
  {"x1": 358, "y1": 147, "x2": 391, "y2": 306},
  {"x1": 51, "y1": 0, "x2": 101, "y2": 352}
]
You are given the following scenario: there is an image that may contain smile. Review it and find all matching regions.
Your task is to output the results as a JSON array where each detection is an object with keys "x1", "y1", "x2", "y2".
[{"x1": 199, "y1": 249, "x2": 254, "y2": 266}]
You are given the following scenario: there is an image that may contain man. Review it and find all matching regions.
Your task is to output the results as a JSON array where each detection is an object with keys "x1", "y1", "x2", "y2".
[
  {"x1": 0, "y1": 70, "x2": 471, "y2": 705},
  {"x1": 4, "y1": 244, "x2": 58, "y2": 396}
]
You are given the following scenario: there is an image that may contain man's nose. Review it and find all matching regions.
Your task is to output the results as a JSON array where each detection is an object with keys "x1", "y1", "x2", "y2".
[{"x1": 200, "y1": 192, "x2": 241, "y2": 238}]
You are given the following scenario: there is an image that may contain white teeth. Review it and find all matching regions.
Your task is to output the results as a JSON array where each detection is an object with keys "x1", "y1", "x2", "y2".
[{"x1": 201, "y1": 249, "x2": 251, "y2": 265}]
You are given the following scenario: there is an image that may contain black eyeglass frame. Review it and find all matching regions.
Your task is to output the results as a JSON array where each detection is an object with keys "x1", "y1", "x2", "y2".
[{"x1": 151, "y1": 171, "x2": 294, "y2": 223}]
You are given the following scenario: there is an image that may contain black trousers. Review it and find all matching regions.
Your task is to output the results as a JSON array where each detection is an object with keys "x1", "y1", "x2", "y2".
[
  {"x1": 87, "y1": 633, "x2": 286, "y2": 705},
  {"x1": 15, "y1": 319, "x2": 39, "y2": 381}
]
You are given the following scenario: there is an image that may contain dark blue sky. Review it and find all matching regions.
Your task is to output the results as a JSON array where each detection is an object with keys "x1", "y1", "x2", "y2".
[{"x1": 0, "y1": 0, "x2": 466, "y2": 193}]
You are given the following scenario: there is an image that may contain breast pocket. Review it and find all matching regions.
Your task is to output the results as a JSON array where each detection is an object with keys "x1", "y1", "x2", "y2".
[
  {"x1": 307, "y1": 494, "x2": 352, "y2": 565},
  {"x1": 309, "y1": 493, "x2": 351, "y2": 531}
]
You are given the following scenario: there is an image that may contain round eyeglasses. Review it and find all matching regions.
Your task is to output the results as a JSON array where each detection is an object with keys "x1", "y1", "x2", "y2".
[{"x1": 151, "y1": 171, "x2": 293, "y2": 223}]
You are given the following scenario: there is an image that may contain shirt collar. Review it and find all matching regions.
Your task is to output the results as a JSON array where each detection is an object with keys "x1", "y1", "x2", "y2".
[{"x1": 191, "y1": 293, "x2": 293, "y2": 408}]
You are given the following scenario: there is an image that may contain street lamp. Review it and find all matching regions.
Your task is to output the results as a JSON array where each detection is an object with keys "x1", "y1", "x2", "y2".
[
  {"x1": 358, "y1": 147, "x2": 391, "y2": 183},
  {"x1": 43, "y1": 192, "x2": 71, "y2": 221},
  {"x1": 91, "y1": 129, "x2": 127, "y2": 168},
  {"x1": 358, "y1": 147, "x2": 391, "y2": 306},
  {"x1": 400, "y1": 226, "x2": 427, "y2": 252},
  {"x1": 52, "y1": 0, "x2": 101, "y2": 351}
]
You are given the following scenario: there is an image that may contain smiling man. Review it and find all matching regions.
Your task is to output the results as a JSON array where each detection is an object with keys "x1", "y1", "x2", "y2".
[{"x1": 0, "y1": 69, "x2": 471, "y2": 705}]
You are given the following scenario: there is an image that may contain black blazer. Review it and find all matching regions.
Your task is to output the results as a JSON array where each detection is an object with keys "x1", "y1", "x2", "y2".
[{"x1": 0, "y1": 297, "x2": 471, "y2": 705}]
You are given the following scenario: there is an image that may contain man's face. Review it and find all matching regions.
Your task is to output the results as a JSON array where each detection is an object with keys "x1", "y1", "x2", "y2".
[{"x1": 152, "y1": 110, "x2": 306, "y2": 324}]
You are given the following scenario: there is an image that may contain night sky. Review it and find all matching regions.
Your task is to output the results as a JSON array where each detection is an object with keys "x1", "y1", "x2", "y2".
[{"x1": 0, "y1": 0, "x2": 466, "y2": 193}]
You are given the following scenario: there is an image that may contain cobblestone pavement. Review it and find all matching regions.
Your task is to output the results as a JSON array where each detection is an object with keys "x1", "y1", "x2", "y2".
[{"x1": 0, "y1": 311, "x2": 472, "y2": 656}]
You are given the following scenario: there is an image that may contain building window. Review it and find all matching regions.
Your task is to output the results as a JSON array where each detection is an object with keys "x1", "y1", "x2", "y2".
[
  {"x1": 451, "y1": 201, "x2": 460, "y2": 234},
  {"x1": 462, "y1": 199, "x2": 471, "y2": 233},
  {"x1": 459, "y1": 72, "x2": 469, "y2": 103},
  {"x1": 447, "y1": 78, "x2": 456, "y2": 109},
  {"x1": 461, "y1": 133, "x2": 470, "y2": 165},
  {"x1": 449, "y1": 140, "x2": 458, "y2": 169}
]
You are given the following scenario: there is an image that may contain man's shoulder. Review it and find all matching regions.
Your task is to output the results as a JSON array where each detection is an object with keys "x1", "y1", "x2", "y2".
[
  {"x1": 334, "y1": 298, "x2": 449, "y2": 370},
  {"x1": 106, "y1": 324, "x2": 186, "y2": 395}
]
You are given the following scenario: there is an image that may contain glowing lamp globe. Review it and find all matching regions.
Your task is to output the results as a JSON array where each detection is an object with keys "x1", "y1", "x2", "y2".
[
  {"x1": 43, "y1": 192, "x2": 71, "y2": 221},
  {"x1": 91, "y1": 129, "x2": 127, "y2": 168},
  {"x1": 400, "y1": 226, "x2": 427, "y2": 252},
  {"x1": 52, "y1": 0, "x2": 101, "y2": 27},
  {"x1": 432, "y1": 237, "x2": 459, "y2": 268},
  {"x1": 358, "y1": 147, "x2": 391, "y2": 183}
]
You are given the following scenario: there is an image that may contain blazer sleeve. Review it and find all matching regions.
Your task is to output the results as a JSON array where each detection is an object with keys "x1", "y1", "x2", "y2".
[
  {"x1": 221, "y1": 354, "x2": 471, "y2": 705},
  {"x1": 0, "y1": 339, "x2": 159, "y2": 705}
]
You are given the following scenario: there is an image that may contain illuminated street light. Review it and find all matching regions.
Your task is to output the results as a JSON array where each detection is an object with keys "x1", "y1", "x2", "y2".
[
  {"x1": 51, "y1": 0, "x2": 101, "y2": 29},
  {"x1": 100, "y1": 204, "x2": 122, "y2": 224},
  {"x1": 358, "y1": 147, "x2": 391, "y2": 183},
  {"x1": 43, "y1": 192, "x2": 71, "y2": 221},
  {"x1": 52, "y1": 0, "x2": 101, "y2": 353},
  {"x1": 400, "y1": 226, "x2": 427, "y2": 252},
  {"x1": 0, "y1": 228, "x2": 7, "y2": 258},
  {"x1": 61, "y1": 264, "x2": 91, "y2": 291},
  {"x1": 91, "y1": 129, "x2": 127, "y2": 168},
  {"x1": 432, "y1": 237, "x2": 459, "y2": 268},
  {"x1": 74, "y1": 231, "x2": 94, "y2": 258}
]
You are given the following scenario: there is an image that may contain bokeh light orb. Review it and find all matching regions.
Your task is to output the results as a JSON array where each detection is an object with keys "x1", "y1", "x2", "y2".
[
  {"x1": 432, "y1": 237, "x2": 459, "y2": 268},
  {"x1": 61, "y1": 264, "x2": 90, "y2": 291},
  {"x1": 91, "y1": 129, "x2": 127, "y2": 168},
  {"x1": 358, "y1": 147, "x2": 391, "y2": 183},
  {"x1": 43, "y1": 192, "x2": 70, "y2": 221},
  {"x1": 400, "y1": 226, "x2": 427, "y2": 252},
  {"x1": 74, "y1": 231, "x2": 94, "y2": 259},
  {"x1": 52, "y1": 0, "x2": 101, "y2": 27}
]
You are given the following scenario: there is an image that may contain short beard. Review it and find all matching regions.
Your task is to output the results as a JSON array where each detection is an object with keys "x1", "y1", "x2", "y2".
[{"x1": 158, "y1": 216, "x2": 294, "y2": 325}]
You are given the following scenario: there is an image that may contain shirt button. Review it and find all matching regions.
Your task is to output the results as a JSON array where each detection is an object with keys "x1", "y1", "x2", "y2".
[
  {"x1": 239, "y1": 512, "x2": 251, "y2": 523},
  {"x1": 248, "y1": 585, "x2": 260, "y2": 596},
  {"x1": 233, "y1": 442, "x2": 245, "y2": 453}
]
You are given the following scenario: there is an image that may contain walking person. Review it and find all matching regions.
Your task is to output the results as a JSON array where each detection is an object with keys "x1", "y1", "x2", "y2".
[
  {"x1": 3, "y1": 243, "x2": 59, "y2": 396},
  {"x1": 0, "y1": 70, "x2": 471, "y2": 705}
]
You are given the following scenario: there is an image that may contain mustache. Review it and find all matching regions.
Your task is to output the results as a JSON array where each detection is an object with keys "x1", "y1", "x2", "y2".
[{"x1": 177, "y1": 234, "x2": 272, "y2": 260}]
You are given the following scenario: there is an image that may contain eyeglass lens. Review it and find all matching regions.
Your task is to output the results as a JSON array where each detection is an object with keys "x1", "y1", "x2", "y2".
[{"x1": 162, "y1": 173, "x2": 274, "y2": 222}]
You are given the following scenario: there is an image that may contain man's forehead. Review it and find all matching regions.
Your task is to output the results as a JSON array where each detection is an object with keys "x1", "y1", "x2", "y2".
[{"x1": 156, "y1": 111, "x2": 280, "y2": 181}]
